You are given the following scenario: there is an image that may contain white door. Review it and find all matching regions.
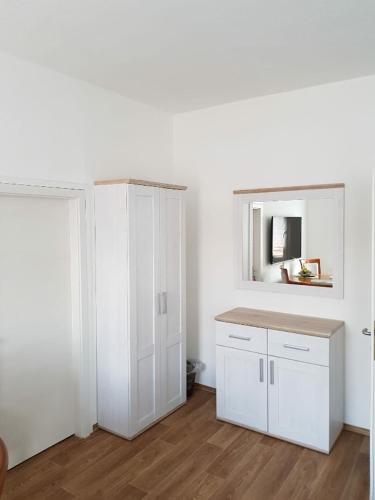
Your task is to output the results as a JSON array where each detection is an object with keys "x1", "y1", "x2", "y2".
[
  {"x1": 159, "y1": 188, "x2": 186, "y2": 413},
  {"x1": 268, "y1": 356, "x2": 329, "y2": 450},
  {"x1": 0, "y1": 195, "x2": 75, "y2": 468},
  {"x1": 371, "y1": 172, "x2": 375, "y2": 499},
  {"x1": 216, "y1": 346, "x2": 267, "y2": 432},
  {"x1": 128, "y1": 185, "x2": 161, "y2": 434}
]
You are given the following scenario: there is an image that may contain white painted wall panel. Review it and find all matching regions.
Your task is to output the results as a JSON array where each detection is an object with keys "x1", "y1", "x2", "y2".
[
  {"x1": 174, "y1": 75, "x2": 375, "y2": 428},
  {"x1": 0, "y1": 51, "x2": 173, "y2": 425}
]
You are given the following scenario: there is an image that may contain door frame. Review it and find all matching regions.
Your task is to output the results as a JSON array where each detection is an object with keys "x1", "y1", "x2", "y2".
[
  {"x1": 0, "y1": 176, "x2": 94, "y2": 438},
  {"x1": 371, "y1": 172, "x2": 375, "y2": 499}
]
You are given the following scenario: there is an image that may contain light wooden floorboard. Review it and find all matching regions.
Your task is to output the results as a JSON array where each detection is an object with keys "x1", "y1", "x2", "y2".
[{"x1": 2, "y1": 389, "x2": 369, "y2": 499}]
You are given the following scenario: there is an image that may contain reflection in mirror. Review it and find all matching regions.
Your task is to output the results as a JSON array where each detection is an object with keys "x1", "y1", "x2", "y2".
[{"x1": 243, "y1": 198, "x2": 335, "y2": 288}]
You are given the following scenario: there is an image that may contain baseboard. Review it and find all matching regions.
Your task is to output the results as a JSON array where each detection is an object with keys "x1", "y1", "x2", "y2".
[
  {"x1": 195, "y1": 383, "x2": 216, "y2": 394},
  {"x1": 343, "y1": 424, "x2": 369, "y2": 437}
]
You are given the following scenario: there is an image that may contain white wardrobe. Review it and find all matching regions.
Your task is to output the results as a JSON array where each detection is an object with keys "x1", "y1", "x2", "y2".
[{"x1": 95, "y1": 179, "x2": 186, "y2": 439}]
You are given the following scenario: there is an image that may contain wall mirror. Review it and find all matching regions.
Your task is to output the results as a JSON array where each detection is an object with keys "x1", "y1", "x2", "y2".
[{"x1": 234, "y1": 184, "x2": 344, "y2": 298}]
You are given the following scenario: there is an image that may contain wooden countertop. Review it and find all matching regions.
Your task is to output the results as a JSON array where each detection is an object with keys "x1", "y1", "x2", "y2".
[{"x1": 215, "y1": 307, "x2": 344, "y2": 338}]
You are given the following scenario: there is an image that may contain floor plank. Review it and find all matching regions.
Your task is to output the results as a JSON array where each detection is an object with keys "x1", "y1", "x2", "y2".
[
  {"x1": 178, "y1": 472, "x2": 224, "y2": 500},
  {"x1": 308, "y1": 431, "x2": 365, "y2": 500},
  {"x1": 241, "y1": 440, "x2": 303, "y2": 500},
  {"x1": 340, "y1": 436, "x2": 370, "y2": 500},
  {"x1": 2, "y1": 389, "x2": 369, "y2": 500},
  {"x1": 273, "y1": 447, "x2": 327, "y2": 500},
  {"x1": 146, "y1": 442, "x2": 222, "y2": 499}
]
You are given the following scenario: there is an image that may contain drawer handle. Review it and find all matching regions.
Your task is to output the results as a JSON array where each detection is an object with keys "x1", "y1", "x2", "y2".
[
  {"x1": 229, "y1": 334, "x2": 251, "y2": 341},
  {"x1": 283, "y1": 343, "x2": 310, "y2": 352}
]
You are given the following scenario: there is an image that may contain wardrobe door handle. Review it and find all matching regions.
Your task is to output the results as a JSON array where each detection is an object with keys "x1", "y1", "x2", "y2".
[
  {"x1": 270, "y1": 360, "x2": 275, "y2": 385},
  {"x1": 162, "y1": 292, "x2": 167, "y2": 314},
  {"x1": 259, "y1": 358, "x2": 264, "y2": 383},
  {"x1": 157, "y1": 293, "x2": 162, "y2": 315}
]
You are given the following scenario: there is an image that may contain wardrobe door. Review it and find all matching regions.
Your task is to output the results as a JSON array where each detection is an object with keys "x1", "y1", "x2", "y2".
[
  {"x1": 128, "y1": 185, "x2": 161, "y2": 434},
  {"x1": 160, "y1": 188, "x2": 186, "y2": 414}
]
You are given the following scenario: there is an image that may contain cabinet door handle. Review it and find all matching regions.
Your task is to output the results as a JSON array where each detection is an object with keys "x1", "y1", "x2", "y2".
[
  {"x1": 270, "y1": 360, "x2": 275, "y2": 385},
  {"x1": 228, "y1": 334, "x2": 251, "y2": 341},
  {"x1": 157, "y1": 293, "x2": 162, "y2": 315},
  {"x1": 259, "y1": 358, "x2": 264, "y2": 383},
  {"x1": 162, "y1": 291, "x2": 168, "y2": 314},
  {"x1": 283, "y1": 343, "x2": 310, "y2": 352}
]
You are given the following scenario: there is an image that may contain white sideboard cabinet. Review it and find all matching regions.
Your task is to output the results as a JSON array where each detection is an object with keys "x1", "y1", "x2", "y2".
[
  {"x1": 95, "y1": 179, "x2": 186, "y2": 439},
  {"x1": 215, "y1": 308, "x2": 344, "y2": 453}
]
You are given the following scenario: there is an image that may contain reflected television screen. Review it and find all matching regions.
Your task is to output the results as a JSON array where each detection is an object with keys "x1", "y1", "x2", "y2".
[{"x1": 271, "y1": 216, "x2": 302, "y2": 264}]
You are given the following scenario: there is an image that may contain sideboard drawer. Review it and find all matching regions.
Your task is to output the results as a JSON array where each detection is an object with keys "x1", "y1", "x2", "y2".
[
  {"x1": 216, "y1": 322, "x2": 267, "y2": 354},
  {"x1": 268, "y1": 329, "x2": 329, "y2": 366}
]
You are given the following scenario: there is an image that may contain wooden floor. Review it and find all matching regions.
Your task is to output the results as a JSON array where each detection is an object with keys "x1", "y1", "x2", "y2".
[{"x1": 3, "y1": 389, "x2": 369, "y2": 499}]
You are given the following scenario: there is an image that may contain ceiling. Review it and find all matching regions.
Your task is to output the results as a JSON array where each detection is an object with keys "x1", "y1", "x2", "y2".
[{"x1": 0, "y1": 0, "x2": 374, "y2": 112}]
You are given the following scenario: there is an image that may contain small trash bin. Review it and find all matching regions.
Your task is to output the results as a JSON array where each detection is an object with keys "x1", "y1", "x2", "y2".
[{"x1": 186, "y1": 359, "x2": 202, "y2": 397}]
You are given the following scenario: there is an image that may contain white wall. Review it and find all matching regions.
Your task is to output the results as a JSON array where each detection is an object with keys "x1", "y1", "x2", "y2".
[
  {"x1": 173, "y1": 75, "x2": 375, "y2": 428},
  {"x1": 1, "y1": 50, "x2": 374, "y2": 429},
  {"x1": 306, "y1": 198, "x2": 335, "y2": 275},
  {"x1": 0, "y1": 51, "x2": 174, "y2": 426},
  {"x1": 0, "y1": 52, "x2": 173, "y2": 183}
]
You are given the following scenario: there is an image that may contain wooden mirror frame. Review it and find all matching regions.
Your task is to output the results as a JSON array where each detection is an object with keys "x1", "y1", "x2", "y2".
[{"x1": 233, "y1": 183, "x2": 345, "y2": 298}]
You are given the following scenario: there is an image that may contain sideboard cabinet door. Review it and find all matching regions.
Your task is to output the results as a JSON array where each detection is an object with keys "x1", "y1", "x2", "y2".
[
  {"x1": 268, "y1": 355, "x2": 329, "y2": 451},
  {"x1": 216, "y1": 346, "x2": 267, "y2": 432}
]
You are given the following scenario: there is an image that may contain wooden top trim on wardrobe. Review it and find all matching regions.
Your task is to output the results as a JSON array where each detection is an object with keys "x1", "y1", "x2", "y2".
[
  {"x1": 233, "y1": 183, "x2": 345, "y2": 195},
  {"x1": 94, "y1": 178, "x2": 187, "y2": 190}
]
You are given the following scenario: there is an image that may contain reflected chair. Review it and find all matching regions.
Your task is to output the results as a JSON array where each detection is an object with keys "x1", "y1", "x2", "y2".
[
  {"x1": 300, "y1": 258, "x2": 321, "y2": 276},
  {"x1": 280, "y1": 268, "x2": 304, "y2": 285},
  {"x1": 280, "y1": 268, "x2": 292, "y2": 284},
  {"x1": 0, "y1": 438, "x2": 7, "y2": 497},
  {"x1": 281, "y1": 268, "x2": 305, "y2": 286}
]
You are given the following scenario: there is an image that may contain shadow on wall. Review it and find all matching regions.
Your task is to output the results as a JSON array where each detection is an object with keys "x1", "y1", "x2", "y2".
[{"x1": 185, "y1": 186, "x2": 204, "y2": 380}]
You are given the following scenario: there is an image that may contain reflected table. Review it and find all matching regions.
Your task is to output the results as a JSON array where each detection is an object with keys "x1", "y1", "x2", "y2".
[{"x1": 292, "y1": 274, "x2": 333, "y2": 288}]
